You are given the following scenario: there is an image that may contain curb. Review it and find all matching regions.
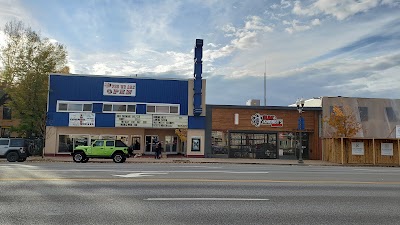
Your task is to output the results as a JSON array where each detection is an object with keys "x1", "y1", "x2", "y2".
[{"x1": 14, "y1": 157, "x2": 338, "y2": 166}]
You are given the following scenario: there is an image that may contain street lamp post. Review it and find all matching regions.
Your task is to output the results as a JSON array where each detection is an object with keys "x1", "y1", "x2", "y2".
[{"x1": 296, "y1": 98, "x2": 305, "y2": 164}]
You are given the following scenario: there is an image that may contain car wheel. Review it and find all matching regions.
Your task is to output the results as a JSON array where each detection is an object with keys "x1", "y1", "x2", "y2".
[
  {"x1": 18, "y1": 157, "x2": 27, "y2": 162},
  {"x1": 82, "y1": 158, "x2": 89, "y2": 163},
  {"x1": 113, "y1": 153, "x2": 125, "y2": 163},
  {"x1": 6, "y1": 152, "x2": 19, "y2": 162},
  {"x1": 73, "y1": 152, "x2": 84, "y2": 163}
]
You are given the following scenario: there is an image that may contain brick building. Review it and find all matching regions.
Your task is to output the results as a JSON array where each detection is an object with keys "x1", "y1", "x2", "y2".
[
  {"x1": 205, "y1": 105, "x2": 322, "y2": 160},
  {"x1": 0, "y1": 104, "x2": 19, "y2": 138}
]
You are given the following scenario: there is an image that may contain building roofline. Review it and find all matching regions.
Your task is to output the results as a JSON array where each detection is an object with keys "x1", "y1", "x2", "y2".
[
  {"x1": 49, "y1": 73, "x2": 191, "y2": 81},
  {"x1": 206, "y1": 104, "x2": 322, "y2": 111}
]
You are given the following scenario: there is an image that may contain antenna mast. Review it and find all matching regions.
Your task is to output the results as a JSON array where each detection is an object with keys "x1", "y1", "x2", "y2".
[{"x1": 264, "y1": 59, "x2": 266, "y2": 106}]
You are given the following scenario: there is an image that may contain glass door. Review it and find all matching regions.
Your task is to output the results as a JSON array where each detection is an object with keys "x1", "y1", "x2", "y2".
[
  {"x1": 165, "y1": 136, "x2": 178, "y2": 154},
  {"x1": 131, "y1": 136, "x2": 141, "y2": 151},
  {"x1": 145, "y1": 135, "x2": 159, "y2": 153}
]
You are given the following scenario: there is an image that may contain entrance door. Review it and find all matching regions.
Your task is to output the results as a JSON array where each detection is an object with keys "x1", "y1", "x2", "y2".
[
  {"x1": 165, "y1": 136, "x2": 178, "y2": 154},
  {"x1": 296, "y1": 133, "x2": 309, "y2": 160},
  {"x1": 131, "y1": 136, "x2": 141, "y2": 151},
  {"x1": 145, "y1": 135, "x2": 159, "y2": 153}
]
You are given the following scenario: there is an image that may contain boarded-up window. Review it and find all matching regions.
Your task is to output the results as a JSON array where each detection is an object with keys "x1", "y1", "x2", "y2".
[
  {"x1": 358, "y1": 107, "x2": 368, "y2": 121},
  {"x1": 385, "y1": 107, "x2": 397, "y2": 122}
]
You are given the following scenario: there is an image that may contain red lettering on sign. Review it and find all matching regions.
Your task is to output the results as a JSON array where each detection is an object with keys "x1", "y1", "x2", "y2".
[{"x1": 263, "y1": 115, "x2": 276, "y2": 120}]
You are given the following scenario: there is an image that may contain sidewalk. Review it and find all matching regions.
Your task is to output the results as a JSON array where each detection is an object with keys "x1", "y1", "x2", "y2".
[{"x1": 24, "y1": 156, "x2": 339, "y2": 166}]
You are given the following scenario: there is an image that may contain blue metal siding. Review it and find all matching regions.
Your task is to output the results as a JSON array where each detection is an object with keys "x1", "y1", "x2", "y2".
[
  {"x1": 92, "y1": 103, "x2": 103, "y2": 113},
  {"x1": 136, "y1": 104, "x2": 147, "y2": 114},
  {"x1": 48, "y1": 75, "x2": 188, "y2": 113},
  {"x1": 188, "y1": 116, "x2": 206, "y2": 129},
  {"x1": 47, "y1": 74, "x2": 189, "y2": 127},
  {"x1": 47, "y1": 112, "x2": 69, "y2": 126},
  {"x1": 95, "y1": 114, "x2": 116, "y2": 127}
]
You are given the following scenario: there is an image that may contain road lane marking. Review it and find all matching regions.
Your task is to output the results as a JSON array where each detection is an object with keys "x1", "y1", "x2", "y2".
[
  {"x1": 113, "y1": 172, "x2": 168, "y2": 178},
  {"x1": 0, "y1": 164, "x2": 38, "y2": 168},
  {"x1": 1, "y1": 178, "x2": 400, "y2": 185},
  {"x1": 145, "y1": 198, "x2": 269, "y2": 201}
]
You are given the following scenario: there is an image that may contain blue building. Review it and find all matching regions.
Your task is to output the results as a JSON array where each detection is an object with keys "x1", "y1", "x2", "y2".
[{"x1": 44, "y1": 74, "x2": 206, "y2": 157}]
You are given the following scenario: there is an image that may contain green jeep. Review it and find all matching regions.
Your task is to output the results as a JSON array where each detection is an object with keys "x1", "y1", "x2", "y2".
[{"x1": 71, "y1": 140, "x2": 130, "y2": 163}]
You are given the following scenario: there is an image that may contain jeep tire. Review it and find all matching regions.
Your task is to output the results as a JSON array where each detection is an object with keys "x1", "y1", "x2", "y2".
[
  {"x1": 6, "y1": 152, "x2": 19, "y2": 162},
  {"x1": 113, "y1": 153, "x2": 125, "y2": 163},
  {"x1": 73, "y1": 152, "x2": 85, "y2": 163}
]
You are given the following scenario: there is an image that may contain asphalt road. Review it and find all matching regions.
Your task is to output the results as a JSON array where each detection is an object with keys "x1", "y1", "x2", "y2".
[{"x1": 1, "y1": 162, "x2": 400, "y2": 225}]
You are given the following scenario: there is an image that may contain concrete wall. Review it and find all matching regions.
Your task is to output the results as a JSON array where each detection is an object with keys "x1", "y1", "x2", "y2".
[{"x1": 186, "y1": 129, "x2": 205, "y2": 157}]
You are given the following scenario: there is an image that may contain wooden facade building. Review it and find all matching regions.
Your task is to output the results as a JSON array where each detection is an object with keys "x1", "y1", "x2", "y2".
[{"x1": 205, "y1": 105, "x2": 322, "y2": 160}]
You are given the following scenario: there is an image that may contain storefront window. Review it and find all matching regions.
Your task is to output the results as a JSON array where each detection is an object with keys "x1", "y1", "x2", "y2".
[
  {"x1": 227, "y1": 132, "x2": 278, "y2": 159},
  {"x1": 117, "y1": 135, "x2": 128, "y2": 145},
  {"x1": 58, "y1": 134, "x2": 88, "y2": 153},
  {"x1": 211, "y1": 131, "x2": 228, "y2": 154},
  {"x1": 100, "y1": 135, "x2": 117, "y2": 140}
]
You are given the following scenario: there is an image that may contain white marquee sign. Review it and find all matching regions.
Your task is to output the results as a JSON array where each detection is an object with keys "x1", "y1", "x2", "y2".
[
  {"x1": 69, "y1": 113, "x2": 95, "y2": 127},
  {"x1": 153, "y1": 115, "x2": 188, "y2": 128},
  {"x1": 115, "y1": 114, "x2": 152, "y2": 128},
  {"x1": 103, "y1": 82, "x2": 136, "y2": 96}
]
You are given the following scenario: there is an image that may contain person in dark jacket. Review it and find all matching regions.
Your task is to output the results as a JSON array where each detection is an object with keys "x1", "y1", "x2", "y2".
[{"x1": 155, "y1": 142, "x2": 162, "y2": 159}]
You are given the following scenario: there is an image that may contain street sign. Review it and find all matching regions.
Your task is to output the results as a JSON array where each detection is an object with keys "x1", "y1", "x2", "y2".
[{"x1": 298, "y1": 117, "x2": 305, "y2": 130}]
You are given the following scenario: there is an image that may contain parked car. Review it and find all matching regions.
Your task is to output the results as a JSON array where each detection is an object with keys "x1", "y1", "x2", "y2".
[
  {"x1": 0, "y1": 138, "x2": 30, "y2": 162},
  {"x1": 71, "y1": 139, "x2": 130, "y2": 163}
]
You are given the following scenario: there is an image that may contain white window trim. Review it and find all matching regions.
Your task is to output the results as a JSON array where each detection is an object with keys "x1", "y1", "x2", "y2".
[
  {"x1": 146, "y1": 103, "x2": 180, "y2": 115},
  {"x1": 57, "y1": 101, "x2": 93, "y2": 113},
  {"x1": 102, "y1": 103, "x2": 137, "y2": 113}
]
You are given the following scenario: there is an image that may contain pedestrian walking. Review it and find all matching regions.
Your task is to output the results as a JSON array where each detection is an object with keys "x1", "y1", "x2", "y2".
[{"x1": 155, "y1": 142, "x2": 162, "y2": 159}]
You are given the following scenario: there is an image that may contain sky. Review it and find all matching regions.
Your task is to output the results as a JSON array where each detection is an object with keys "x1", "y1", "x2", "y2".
[{"x1": 0, "y1": 0, "x2": 400, "y2": 106}]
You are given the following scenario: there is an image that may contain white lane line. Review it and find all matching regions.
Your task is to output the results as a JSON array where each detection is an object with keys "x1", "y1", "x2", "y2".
[
  {"x1": 145, "y1": 198, "x2": 269, "y2": 201},
  {"x1": 113, "y1": 172, "x2": 168, "y2": 178},
  {"x1": 0, "y1": 164, "x2": 38, "y2": 168}
]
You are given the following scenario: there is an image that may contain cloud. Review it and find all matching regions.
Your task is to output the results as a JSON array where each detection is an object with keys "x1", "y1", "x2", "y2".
[
  {"x1": 292, "y1": 0, "x2": 397, "y2": 20},
  {"x1": 283, "y1": 20, "x2": 311, "y2": 33},
  {"x1": 69, "y1": 47, "x2": 195, "y2": 78},
  {"x1": 222, "y1": 15, "x2": 273, "y2": 50},
  {"x1": 207, "y1": 43, "x2": 218, "y2": 48},
  {"x1": 308, "y1": 19, "x2": 400, "y2": 63},
  {"x1": 311, "y1": 18, "x2": 321, "y2": 26}
]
